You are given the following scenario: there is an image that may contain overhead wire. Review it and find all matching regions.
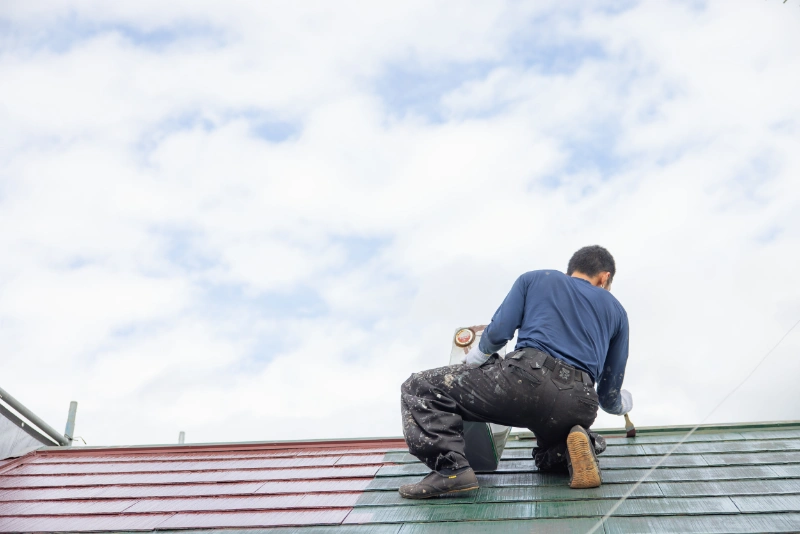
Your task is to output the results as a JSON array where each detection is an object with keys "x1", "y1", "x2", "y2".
[{"x1": 584, "y1": 316, "x2": 800, "y2": 534}]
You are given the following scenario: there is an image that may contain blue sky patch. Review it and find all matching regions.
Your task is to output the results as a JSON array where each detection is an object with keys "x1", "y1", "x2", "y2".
[
  {"x1": 594, "y1": 0, "x2": 640, "y2": 16},
  {"x1": 134, "y1": 110, "x2": 217, "y2": 165},
  {"x1": 373, "y1": 13, "x2": 608, "y2": 124},
  {"x1": 202, "y1": 282, "x2": 328, "y2": 321},
  {"x1": 4, "y1": 13, "x2": 226, "y2": 54},
  {"x1": 135, "y1": 109, "x2": 300, "y2": 161},
  {"x1": 755, "y1": 225, "x2": 783, "y2": 244},
  {"x1": 240, "y1": 109, "x2": 300, "y2": 143},
  {"x1": 729, "y1": 156, "x2": 776, "y2": 205},
  {"x1": 159, "y1": 227, "x2": 217, "y2": 273},
  {"x1": 562, "y1": 126, "x2": 625, "y2": 178},
  {"x1": 374, "y1": 60, "x2": 495, "y2": 122},
  {"x1": 250, "y1": 119, "x2": 299, "y2": 143},
  {"x1": 109, "y1": 23, "x2": 223, "y2": 50},
  {"x1": 332, "y1": 235, "x2": 391, "y2": 267},
  {"x1": 509, "y1": 34, "x2": 607, "y2": 75}
]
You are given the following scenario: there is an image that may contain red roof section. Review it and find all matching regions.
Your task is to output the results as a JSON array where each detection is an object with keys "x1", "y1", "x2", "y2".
[{"x1": 0, "y1": 438, "x2": 406, "y2": 532}]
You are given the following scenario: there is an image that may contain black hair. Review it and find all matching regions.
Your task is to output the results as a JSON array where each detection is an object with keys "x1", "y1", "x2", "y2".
[{"x1": 567, "y1": 245, "x2": 616, "y2": 282}]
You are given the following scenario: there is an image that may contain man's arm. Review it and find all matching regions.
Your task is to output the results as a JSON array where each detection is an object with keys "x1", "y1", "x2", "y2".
[
  {"x1": 478, "y1": 274, "x2": 528, "y2": 354},
  {"x1": 597, "y1": 310, "x2": 631, "y2": 415}
]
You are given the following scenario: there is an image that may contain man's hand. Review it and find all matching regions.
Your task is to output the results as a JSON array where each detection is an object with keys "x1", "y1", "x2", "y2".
[
  {"x1": 600, "y1": 388, "x2": 633, "y2": 415},
  {"x1": 620, "y1": 389, "x2": 633, "y2": 414},
  {"x1": 461, "y1": 344, "x2": 491, "y2": 368}
]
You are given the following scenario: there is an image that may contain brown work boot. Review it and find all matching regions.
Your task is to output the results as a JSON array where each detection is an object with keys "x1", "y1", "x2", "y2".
[
  {"x1": 398, "y1": 468, "x2": 479, "y2": 499},
  {"x1": 566, "y1": 425, "x2": 602, "y2": 489}
]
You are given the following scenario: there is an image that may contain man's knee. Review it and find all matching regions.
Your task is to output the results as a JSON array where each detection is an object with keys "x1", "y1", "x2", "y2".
[
  {"x1": 402, "y1": 369, "x2": 442, "y2": 398},
  {"x1": 401, "y1": 373, "x2": 421, "y2": 395}
]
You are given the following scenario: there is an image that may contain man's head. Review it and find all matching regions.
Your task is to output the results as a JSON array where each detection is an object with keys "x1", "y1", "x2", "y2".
[{"x1": 567, "y1": 245, "x2": 616, "y2": 290}]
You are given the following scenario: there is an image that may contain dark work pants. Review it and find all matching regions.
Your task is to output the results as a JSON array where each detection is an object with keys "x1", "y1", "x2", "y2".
[{"x1": 400, "y1": 348, "x2": 600, "y2": 472}]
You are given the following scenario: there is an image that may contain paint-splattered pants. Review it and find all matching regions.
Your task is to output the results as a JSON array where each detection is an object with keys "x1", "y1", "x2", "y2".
[{"x1": 401, "y1": 348, "x2": 600, "y2": 472}]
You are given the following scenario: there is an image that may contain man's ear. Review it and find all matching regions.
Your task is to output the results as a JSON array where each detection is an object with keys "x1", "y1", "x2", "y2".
[{"x1": 602, "y1": 272, "x2": 611, "y2": 288}]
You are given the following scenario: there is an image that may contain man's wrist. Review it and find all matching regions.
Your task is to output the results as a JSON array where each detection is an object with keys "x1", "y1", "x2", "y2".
[
  {"x1": 464, "y1": 345, "x2": 491, "y2": 367},
  {"x1": 478, "y1": 337, "x2": 503, "y2": 355}
]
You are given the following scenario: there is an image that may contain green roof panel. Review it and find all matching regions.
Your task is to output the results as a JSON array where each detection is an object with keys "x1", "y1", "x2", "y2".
[
  {"x1": 603, "y1": 432, "x2": 748, "y2": 444},
  {"x1": 603, "y1": 464, "x2": 779, "y2": 483},
  {"x1": 731, "y1": 494, "x2": 800, "y2": 512},
  {"x1": 741, "y1": 429, "x2": 800, "y2": 440},
  {"x1": 474, "y1": 482, "x2": 663, "y2": 502},
  {"x1": 345, "y1": 496, "x2": 739, "y2": 524},
  {"x1": 659, "y1": 478, "x2": 800, "y2": 497},
  {"x1": 703, "y1": 451, "x2": 800, "y2": 466},
  {"x1": 605, "y1": 513, "x2": 800, "y2": 533},
  {"x1": 771, "y1": 464, "x2": 800, "y2": 477},
  {"x1": 641, "y1": 438, "x2": 800, "y2": 455},
  {"x1": 397, "y1": 518, "x2": 601, "y2": 534},
  {"x1": 355, "y1": 423, "x2": 800, "y2": 532}
]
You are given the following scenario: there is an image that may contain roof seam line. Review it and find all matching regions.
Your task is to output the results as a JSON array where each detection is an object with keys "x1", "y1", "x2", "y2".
[
  {"x1": 251, "y1": 480, "x2": 269, "y2": 494},
  {"x1": 148, "y1": 510, "x2": 178, "y2": 531},
  {"x1": 339, "y1": 506, "x2": 358, "y2": 526},
  {"x1": 727, "y1": 495, "x2": 745, "y2": 514},
  {"x1": 116, "y1": 498, "x2": 143, "y2": 514}
]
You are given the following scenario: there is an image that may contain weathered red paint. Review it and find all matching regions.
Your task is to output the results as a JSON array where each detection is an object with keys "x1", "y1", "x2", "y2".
[{"x1": 0, "y1": 437, "x2": 402, "y2": 532}]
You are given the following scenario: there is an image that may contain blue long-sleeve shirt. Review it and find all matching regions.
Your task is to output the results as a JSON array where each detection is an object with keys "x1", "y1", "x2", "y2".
[{"x1": 478, "y1": 270, "x2": 629, "y2": 415}]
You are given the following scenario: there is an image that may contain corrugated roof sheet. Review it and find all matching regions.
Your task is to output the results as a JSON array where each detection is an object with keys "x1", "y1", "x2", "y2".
[{"x1": 0, "y1": 423, "x2": 799, "y2": 532}]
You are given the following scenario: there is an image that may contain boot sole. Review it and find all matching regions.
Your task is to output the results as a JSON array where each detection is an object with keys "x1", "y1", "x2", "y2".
[
  {"x1": 398, "y1": 484, "x2": 479, "y2": 500},
  {"x1": 567, "y1": 429, "x2": 602, "y2": 489}
]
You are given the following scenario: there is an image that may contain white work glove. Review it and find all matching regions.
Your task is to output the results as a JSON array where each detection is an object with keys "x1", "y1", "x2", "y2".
[
  {"x1": 620, "y1": 389, "x2": 633, "y2": 415},
  {"x1": 461, "y1": 344, "x2": 491, "y2": 368}
]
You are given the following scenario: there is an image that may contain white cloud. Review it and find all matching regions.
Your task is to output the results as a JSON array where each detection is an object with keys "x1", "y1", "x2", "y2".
[{"x1": 1, "y1": 0, "x2": 799, "y2": 447}]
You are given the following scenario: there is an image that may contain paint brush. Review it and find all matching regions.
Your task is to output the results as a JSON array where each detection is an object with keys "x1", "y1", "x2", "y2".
[{"x1": 624, "y1": 413, "x2": 636, "y2": 438}]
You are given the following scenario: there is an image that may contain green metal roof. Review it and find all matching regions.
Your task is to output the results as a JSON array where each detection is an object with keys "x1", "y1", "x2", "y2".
[{"x1": 213, "y1": 422, "x2": 800, "y2": 533}]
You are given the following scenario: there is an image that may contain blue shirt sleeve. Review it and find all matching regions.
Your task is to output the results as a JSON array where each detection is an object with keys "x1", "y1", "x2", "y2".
[
  {"x1": 597, "y1": 309, "x2": 630, "y2": 415},
  {"x1": 479, "y1": 274, "x2": 527, "y2": 354}
]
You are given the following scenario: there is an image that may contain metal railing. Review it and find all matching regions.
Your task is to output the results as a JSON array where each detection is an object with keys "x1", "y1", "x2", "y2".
[{"x1": 0, "y1": 386, "x2": 70, "y2": 446}]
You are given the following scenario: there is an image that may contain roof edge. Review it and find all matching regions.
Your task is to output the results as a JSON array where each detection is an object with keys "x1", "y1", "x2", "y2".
[
  {"x1": 513, "y1": 419, "x2": 800, "y2": 440},
  {"x1": 36, "y1": 435, "x2": 408, "y2": 456},
  {"x1": 32, "y1": 419, "x2": 800, "y2": 455}
]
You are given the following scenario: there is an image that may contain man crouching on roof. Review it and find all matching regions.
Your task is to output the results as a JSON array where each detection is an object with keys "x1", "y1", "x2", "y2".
[{"x1": 398, "y1": 245, "x2": 633, "y2": 498}]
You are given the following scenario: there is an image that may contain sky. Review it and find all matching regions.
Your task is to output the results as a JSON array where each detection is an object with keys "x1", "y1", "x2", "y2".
[{"x1": 1, "y1": 0, "x2": 799, "y2": 447}]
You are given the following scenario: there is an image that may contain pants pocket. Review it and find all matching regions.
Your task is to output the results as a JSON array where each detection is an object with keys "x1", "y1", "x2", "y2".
[{"x1": 508, "y1": 362, "x2": 542, "y2": 386}]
